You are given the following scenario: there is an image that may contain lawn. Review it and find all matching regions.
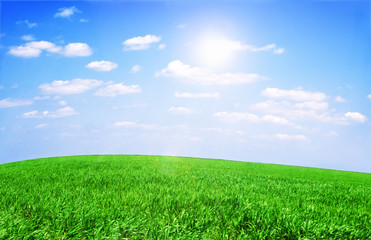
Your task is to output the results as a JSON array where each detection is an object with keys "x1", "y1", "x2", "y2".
[{"x1": 0, "y1": 155, "x2": 370, "y2": 239}]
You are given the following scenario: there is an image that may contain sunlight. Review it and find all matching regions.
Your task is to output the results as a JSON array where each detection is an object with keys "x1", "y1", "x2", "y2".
[{"x1": 194, "y1": 34, "x2": 241, "y2": 68}]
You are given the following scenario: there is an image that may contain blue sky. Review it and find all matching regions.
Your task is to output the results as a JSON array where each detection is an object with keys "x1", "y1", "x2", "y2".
[{"x1": 1, "y1": 0, "x2": 371, "y2": 172}]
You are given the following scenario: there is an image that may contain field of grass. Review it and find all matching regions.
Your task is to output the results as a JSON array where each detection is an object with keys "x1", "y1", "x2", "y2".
[{"x1": 0, "y1": 155, "x2": 370, "y2": 239}]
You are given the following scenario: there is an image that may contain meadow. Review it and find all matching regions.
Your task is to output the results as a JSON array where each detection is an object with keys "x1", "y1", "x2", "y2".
[{"x1": 0, "y1": 155, "x2": 370, "y2": 239}]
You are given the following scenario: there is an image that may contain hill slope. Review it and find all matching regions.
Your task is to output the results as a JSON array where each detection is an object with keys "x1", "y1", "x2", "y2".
[{"x1": 0, "y1": 155, "x2": 370, "y2": 239}]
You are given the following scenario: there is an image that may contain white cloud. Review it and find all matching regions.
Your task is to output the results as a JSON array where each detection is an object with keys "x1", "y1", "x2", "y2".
[
  {"x1": 8, "y1": 41, "x2": 92, "y2": 58},
  {"x1": 295, "y1": 101, "x2": 329, "y2": 111},
  {"x1": 274, "y1": 48, "x2": 285, "y2": 54},
  {"x1": 21, "y1": 35, "x2": 35, "y2": 41},
  {"x1": 262, "y1": 115, "x2": 290, "y2": 125},
  {"x1": 95, "y1": 83, "x2": 141, "y2": 97},
  {"x1": 0, "y1": 98, "x2": 33, "y2": 108},
  {"x1": 59, "y1": 101, "x2": 67, "y2": 106},
  {"x1": 80, "y1": 19, "x2": 88, "y2": 23},
  {"x1": 273, "y1": 134, "x2": 307, "y2": 141},
  {"x1": 261, "y1": 87, "x2": 327, "y2": 102},
  {"x1": 35, "y1": 124, "x2": 48, "y2": 129},
  {"x1": 113, "y1": 121, "x2": 160, "y2": 130},
  {"x1": 168, "y1": 106, "x2": 195, "y2": 115},
  {"x1": 123, "y1": 35, "x2": 161, "y2": 51},
  {"x1": 367, "y1": 94, "x2": 371, "y2": 100},
  {"x1": 16, "y1": 20, "x2": 37, "y2": 28},
  {"x1": 158, "y1": 44, "x2": 166, "y2": 50},
  {"x1": 215, "y1": 111, "x2": 260, "y2": 122},
  {"x1": 157, "y1": 60, "x2": 267, "y2": 85},
  {"x1": 86, "y1": 61, "x2": 118, "y2": 71},
  {"x1": 174, "y1": 92, "x2": 220, "y2": 99},
  {"x1": 55, "y1": 6, "x2": 80, "y2": 18},
  {"x1": 131, "y1": 65, "x2": 142, "y2": 73},
  {"x1": 177, "y1": 24, "x2": 188, "y2": 29},
  {"x1": 26, "y1": 41, "x2": 63, "y2": 53},
  {"x1": 23, "y1": 107, "x2": 78, "y2": 119},
  {"x1": 344, "y1": 112, "x2": 367, "y2": 123},
  {"x1": 34, "y1": 96, "x2": 50, "y2": 100},
  {"x1": 64, "y1": 43, "x2": 92, "y2": 57},
  {"x1": 197, "y1": 38, "x2": 284, "y2": 55},
  {"x1": 39, "y1": 79, "x2": 103, "y2": 95},
  {"x1": 335, "y1": 96, "x2": 346, "y2": 103},
  {"x1": 326, "y1": 131, "x2": 338, "y2": 137},
  {"x1": 8, "y1": 46, "x2": 42, "y2": 58},
  {"x1": 252, "y1": 100, "x2": 338, "y2": 123}
]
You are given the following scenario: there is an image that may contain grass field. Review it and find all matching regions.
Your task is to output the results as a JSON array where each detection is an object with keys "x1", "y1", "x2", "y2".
[{"x1": 0, "y1": 155, "x2": 370, "y2": 239}]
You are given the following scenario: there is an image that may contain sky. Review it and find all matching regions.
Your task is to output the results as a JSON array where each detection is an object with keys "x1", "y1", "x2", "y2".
[{"x1": 1, "y1": 0, "x2": 371, "y2": 173}]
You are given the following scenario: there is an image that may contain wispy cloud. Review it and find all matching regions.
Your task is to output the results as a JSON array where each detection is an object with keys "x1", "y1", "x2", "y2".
[
  {"x1": 197, "y1": 38, "x2": 284, "y2": 55},
  {"x1": 95, "y1": 83, "x2": 141, "y2": 97},
  {"x1": 21, "y1": 35, "x2": 35, "y2": 41},
  {"x1": 16, "y1": 20, "x2": 37, "y2": 28},
  {"x1": 344, "y1": 112, "x2": 367, "y2": 123},
  {"x1": 35, "y1": 124, "x2": 48, "y2": 129},
  {"x1": 215, "y1": 111, "x2": 290, "y2": 125},
  {"x1": 261, "y1": 87, "x2": 327, "y2": 102},
  {"x1": 113, "y1": 121, "x2": 162, "y2": 130},
  {"x1": 261, "y1": 115, "x2": 290, "y2": 125},
  {"x1": 8, "y1": 41, "x2": 92, "y2": 58},
  {"x1": 0, "y1": 98, "x2": 33, "y2": 108},
  {"x1": 158, "y1": 44, "x2": 166, "y2": 50},
  {"x1": 177, "y1": 24, "x2": 188, "y2": 29},
  {"x1": 174, "y1": 92, "x2": 220, "y2": 99},
  {"x1": 157, "y1": 60, "x2": 267, "y2": 85},
  {"x1": 131, "y1": 65, "x2": 142, "y2": 73},
  {"x1": 215, "y1": 111, "x2": 260, "y2": 122},
  {"x1": 273, "y1": 134, "x2": 307, "y2": 141},
  {"x1": 55, "y1": 6, "x2": 80, "y2": 18},
  {"x1": 168, "y1": 106, "x2": 195, "y2": 115},
  {"x1": 368, "y1": 94, "x2": 371, "y2": 100},
  {"x1": 39, "y1": 79, "x2": 103, "y2": 95},
  {"x1": 335, "y1": 96, "x2": 346, "y2": 103},
  {"x1": 86, "y1": 61, "x2": 118, "y2": 71},
  {"x1": 123, "y1": 35, "x2": 161, "y2": 51},
  {"x1": 23, "y1": 107, "x2": 78, "y2": 119}
]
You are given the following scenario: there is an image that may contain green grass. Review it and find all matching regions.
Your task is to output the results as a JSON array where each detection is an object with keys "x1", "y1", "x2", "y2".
[{"x1": 0, "y1": 155, "x2": 370, "y2": 239}]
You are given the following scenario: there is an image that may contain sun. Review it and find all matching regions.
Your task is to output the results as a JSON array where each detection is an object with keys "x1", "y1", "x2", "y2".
[{"x1": 193, "y1": 33, "x2": 240, "y2": 68}]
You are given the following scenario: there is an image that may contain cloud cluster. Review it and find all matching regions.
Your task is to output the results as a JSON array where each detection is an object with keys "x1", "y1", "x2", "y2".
[
  {"x1": 86, "y1": 61, "x2": 118, "y2": 71},
  {"x1": 157, "y1": 60, "x2": 267, "y2": 85},
  {"x1": 123, "y1": 35, "x2": 161, "y2": 51},
  {"x1": 8, "y1": 41, "x2": 92, "y2": 58},
  {"x1": 23, "y1": 107, "x2": 78, "y2": 119},
  {"x1": 252, "y1": 87, "x2": 367, "y2": 124},
  {"x1": 0, "y1": 98, "x2": 33, "y2": 108},
  {"x1": 38, "y1": 79, "x2": 142, "y2": 98}
]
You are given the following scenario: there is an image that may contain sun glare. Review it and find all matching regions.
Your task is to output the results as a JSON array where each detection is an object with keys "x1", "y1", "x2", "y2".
[{"x1": 194, "y1": 34, "x2": 239, "y2": 68}]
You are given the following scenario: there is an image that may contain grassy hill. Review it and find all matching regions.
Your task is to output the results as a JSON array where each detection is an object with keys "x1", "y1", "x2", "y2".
[{"x1": 0, "y1": 155, "x2": 370, "y2": 239}]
